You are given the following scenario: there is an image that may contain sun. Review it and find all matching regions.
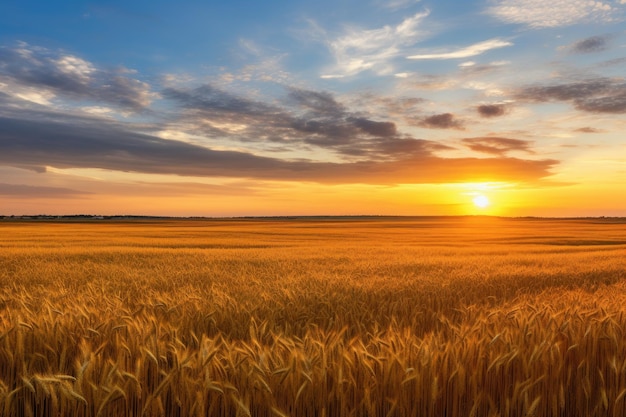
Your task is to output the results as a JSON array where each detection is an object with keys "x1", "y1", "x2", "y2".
[{"x1": 473, "y1": 195, "x2": 490, "y2": 208}]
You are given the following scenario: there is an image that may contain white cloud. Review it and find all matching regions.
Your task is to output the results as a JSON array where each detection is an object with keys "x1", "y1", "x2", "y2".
[
  {"x1": 0, "y1": 79, "x2": 56, "y2": 105},
  {"x1": 14, "y1": 90, "x2": 55, "y2": 105},
  {"x1": 321, "y1": 11, "x2": 430, "y2": 78},
  {"x1": 320, "y1": 74, "x2": 346, "y2": 79},
  {"x1": 462, "y1": 81, "x2": 505, "y2": 96},
  {"x1": 375, "y1": 0, "x2": 421, "y2": 10},
  {"x1": 54, "y1": 55, "x2": 95, "y2": 83},
  {"x1": 407, "y1": 39, "x2": 512, "y2": 60},
  {"x1": 487, "y1": 0, "x2": 623, "y2": 28},
  {"x1": 81, "y1": 106, "x2": 114, "y2": 115}
]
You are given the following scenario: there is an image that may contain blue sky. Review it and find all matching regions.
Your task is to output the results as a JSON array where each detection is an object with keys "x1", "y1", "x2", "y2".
[{"x1": 0, "y1": 0, "x2": 625, "y2": 216}]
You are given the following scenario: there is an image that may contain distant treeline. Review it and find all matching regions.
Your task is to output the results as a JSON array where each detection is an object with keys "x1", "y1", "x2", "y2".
[{"x1": 0, "y1": 215, "x2": 172, "y2": 221}]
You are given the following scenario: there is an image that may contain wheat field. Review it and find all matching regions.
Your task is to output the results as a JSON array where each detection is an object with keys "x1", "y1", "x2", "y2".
[{"x1": 1, "y1": 216, "x2": 626, "y2": 416}]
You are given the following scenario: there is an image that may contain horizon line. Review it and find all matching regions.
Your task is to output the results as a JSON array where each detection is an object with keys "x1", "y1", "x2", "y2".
[{"x1": 1, "y1": 214, "x2": 625, "y2": 221}]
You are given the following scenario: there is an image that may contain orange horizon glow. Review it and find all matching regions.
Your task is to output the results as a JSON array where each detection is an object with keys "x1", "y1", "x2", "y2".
[{"x1": 2, "y1": 176, "x2": 623, "y2": 218}]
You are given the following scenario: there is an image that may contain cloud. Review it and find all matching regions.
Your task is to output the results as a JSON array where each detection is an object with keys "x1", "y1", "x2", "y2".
[
  {"x1": 355, "y1": 93, "x2": 425, "y2": 116},
  {"x1": 286, "y1": 87, "x2": 346, "y2": 115},
  {"x1": 477, "y1": 103, "x2": 509, "y2": 117},
  {"x1": 567, "y1": 35, "x2": 610, "y2": 53},
  {"x1": 347, "y1": 117, "x2": 398, "y2": 137},
  {"x1": 9, "y1": 165, "x2": 47, "y2": 173},
  {"x1": 515, "y1": 77, "x2": 626, "y2": 113},
  {"x1": 0, "y1": 44, "x2": 154, "y2": 110},
  {"x1": 418, "y1": 113, "x2": 464, "y2": 129},
  {"x1": 596, "y1": 56, "x2": 626, "y2": 68},
  {"x1": 462, "y1": 137, "x2": 534, "y2": 156},
  {"x1": 401, "y1": 74, "x2": 458, "y2": 91},
  {"x1": 320, "y1": 11, "x2": 430, "y2": 77},
  {"x1": 407, "y1": 38, "x2": 512, "y2": 60},
  {"x1": 0, "y1": 113, "x2": 300, "y2": 179},
  {"x1": 574, "y1": 126, "x2": 603, "y2": 133},
  {"x1": 0, "y1": 111, "x2": 557, "y2": 185},
  {"x1": 0, "y1": 183, "x2": 90, "y2": 197},
  {"x1": 486, "y1": 0, "x2": 622, "y2": 28},
  {"x1": 460, "y1": 60, "x2": 510, "y2": 75},
  {"x1": 397, "y1": 61, "x2": 510, "y2": 94},
  {"x1": 130, "y1": 180, "x2": 265, "y2": 197},
  {"x1": 347, "y1": 93, "x2": 428, "y2": 130},
  {"x1": 163, "y1": 84, "x2": 277, "y2": 118},
  {"x1": 375, "y1": 0, "x2": 421, "y2": 10},
  {"x1": 165, "y1": 84, "x2": 445, "y2": 158}
]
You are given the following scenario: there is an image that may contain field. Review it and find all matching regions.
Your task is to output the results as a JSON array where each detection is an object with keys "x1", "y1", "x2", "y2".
[{"x1": 1, "y1": 217, "x2": 626, "y2": 417}]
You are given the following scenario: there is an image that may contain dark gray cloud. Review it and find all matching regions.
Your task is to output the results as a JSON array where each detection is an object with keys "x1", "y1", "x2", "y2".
[
  {"x1": 347, "y1": 117, "x2": 397, "y2": 137},
  {"x1": 0, "y1": 183, "x2": 90, "y2": 197},
  {"x1": 462, "y1": 137, "x2": 534, "y2": 156},
  {"x1": 477, "y1": 104, "x2": 508, "y2": 118},
  {"x1": 373, "y1": 137, "x2": 452, "y2": 157},
  {"x1": 418, "y1": 113, "x2": 464, "y2": 129},
  {"x1": 516, "y1": 77, "x2": 626, "y2": 114},
  {"x1": 0, "y1": 114, "x2": 289, "y2": 177},
  {"x1": 163, "y1": 84, "x2": 277, "y2": 117},
  {"x1": 569, "y1": 35, "x2": 609, "y2": 54},
  {"x1": 0, "y1": 44, "x2": 153, "y2": 110},
  {"x1": 286, "y1": 87, "x2": 346, "y2": 115},
  {"x1": 0, "y1": 111, "x2": 557, "y2": 185},
  {"x1": 165, "y1": 84, "x2": 444, "y2": 158}
]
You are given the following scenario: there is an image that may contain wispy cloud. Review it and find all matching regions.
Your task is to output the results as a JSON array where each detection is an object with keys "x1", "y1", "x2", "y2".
[
  {"x1": 352, "y1": 93, "x2": 425, "y2": 122},
  {"x1": 396, "y1": 60, "x2": 510, "y2": 94},
  {"x1": 486, "y1": 0, "x2": 623, "y2": 28},
  {"x1": 595, "y1": 56, "x2": 626, "y2": 69},
  {"x1": 459, "y1": 60, "x2": 510, "y2": 74},
  {"x1": 0, "y1": 182, "x2": 90, "y2": 197},
  {"x1": 462, "y1": 137, "x2": 534, "y2": 156},
  {"x1": 320, "y1": 11, "x2": 430, "y2": 78},
  {"x1": 407, "y1": 38, "x2": 512, "y2": 60},
  {"x1": 375, "y1": 0, "x2": 421, "y2": 11}
]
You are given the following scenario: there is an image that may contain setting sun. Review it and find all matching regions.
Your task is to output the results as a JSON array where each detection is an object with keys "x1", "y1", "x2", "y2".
[{"x1": 473, "y1": 195, "x2": 490, "y2": 209}]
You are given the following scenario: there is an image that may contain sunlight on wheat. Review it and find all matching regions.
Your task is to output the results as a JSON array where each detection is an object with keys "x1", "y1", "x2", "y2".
[{"x1": 0, "y1": 218, "x2": 625, "y2": 416}]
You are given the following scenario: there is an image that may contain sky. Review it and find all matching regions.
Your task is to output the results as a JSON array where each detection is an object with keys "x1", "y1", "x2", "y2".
[{"x1": 0, "y1": 0, "x2": 625, "y2": 217}]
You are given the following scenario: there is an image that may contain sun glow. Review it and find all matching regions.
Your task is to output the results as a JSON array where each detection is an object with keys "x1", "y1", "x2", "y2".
[
  {"x1": 452, "y1": 182, "x2": 511, "y2": 214},
  {"x1": 473, "y1": 195, "x2": 490, "y2": 208}
]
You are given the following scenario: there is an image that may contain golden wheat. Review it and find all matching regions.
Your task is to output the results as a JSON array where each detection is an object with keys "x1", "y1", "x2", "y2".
[{"x1": 0, "y1": 217, "x2": 625, "y2": 416}]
